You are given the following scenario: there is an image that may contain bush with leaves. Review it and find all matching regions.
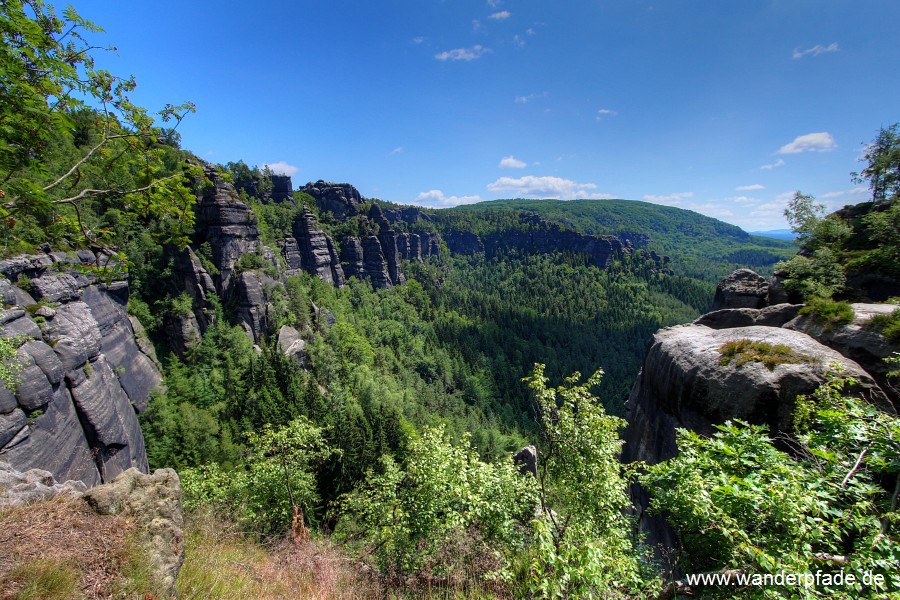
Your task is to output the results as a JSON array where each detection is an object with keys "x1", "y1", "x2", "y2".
[
  {"x1": 524, "y1": 364, "x2": 656, "y2": 598},
  {"x1": 181, "y1": 417, "x2": 335, "y2": 535},
  {"x1": 643, "y1": 372, "x2": 900, "y2": 599},
  {"x1": 336, "y1": 425, "x2": 537, "y2": 580}
]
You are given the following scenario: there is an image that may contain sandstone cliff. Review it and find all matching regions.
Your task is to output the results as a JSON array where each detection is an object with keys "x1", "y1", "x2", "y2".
[
  {"x1": 0, "y1": 252, "x2": 161, "y2": 487},
  {"x1": 623, "y1": 268, "x2": 899, "y2": 550}
]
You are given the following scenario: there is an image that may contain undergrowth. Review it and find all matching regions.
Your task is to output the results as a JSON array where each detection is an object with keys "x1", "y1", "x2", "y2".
[
  {"x1": 799, "y1": 297, "x2": 855, "y2": 330},
  {"x1": 866, "y1": 308, "x2": 900, "y2": 343},
  {"x1": 718, "y1": 339, "x2": 811, "y2": 371}
]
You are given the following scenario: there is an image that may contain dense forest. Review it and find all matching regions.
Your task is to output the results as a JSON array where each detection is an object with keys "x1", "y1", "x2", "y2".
[{"x1": 2, "y1": 2, "x2": 899, "y2": 598}]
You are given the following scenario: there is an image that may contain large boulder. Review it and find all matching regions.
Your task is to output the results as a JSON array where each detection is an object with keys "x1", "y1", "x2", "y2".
[
  {"x1": 301, "y1": 180, "x2": 363, "y2": 219},
  {"x1": 84, "y1": 468, "x2": 184, "y2": 598},
  {"x1": 711, "y1": 268, "x2": 769, "y2": 310}
]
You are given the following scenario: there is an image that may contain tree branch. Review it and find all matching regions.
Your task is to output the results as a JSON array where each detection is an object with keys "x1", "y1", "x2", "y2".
[{"x1": 841, "y1": 442, "x2": 872, "y2": 488}]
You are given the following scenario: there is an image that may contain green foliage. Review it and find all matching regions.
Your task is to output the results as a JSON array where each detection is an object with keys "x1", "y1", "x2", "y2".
[
  {"x1": 0, "y1": 334, "x2": 27, "y2": 392},
  {"x1": 775, "y1": 248, "x2": 846, "y2": 301},
  {"x1": 800, "y1": 298, "x2": 856, "y2": 330},
  {"x1": 234, "y1": 251, "x2": 267, "y2": 272},
  {"x1": 0, "y1": 0, "x2": 198, "y2": 255},
  {"x1": 852, "y1": 123, "x2": 900, "y2": 204},
  {"x1": 717, "y1": 339, "x2": 811, "y2": 371},
  {"x1": 524, "y1": 364, "x2": 652, "y2": 598},
  {"x1": 169, "y1": 291, "x2": 194, "y2": 317},
  {"x1": 644, "y1": 374, "x2": 900, "y2": 598},
  {"x1": 866, "y1": 308, "x2": 900, "y2": 343},
  {"x1": 336, "y1": 425, "x2": 537, "y2": 579},
  {"x1": 181, "y1": 417, "x2": 334, "y2": 535}
]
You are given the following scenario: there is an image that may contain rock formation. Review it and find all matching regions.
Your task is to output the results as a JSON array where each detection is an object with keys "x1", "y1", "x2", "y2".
[
  {"x1": 292, "y1": 208, "x2": 346, "y2": 286},
  {"x1": 0, "y1": 461, "x2": 184, "y2": 598},
  {"x1": 711, "y1": 268, "x2": 769, "y2": 310},
  {"x1": 623, "y1": 268, "x2": 899, "y2": 552},
  {"x1": 0, "y1": 254, "x2": 160, "y2": 487},
  {"x1": 301, "y1": 181, "x2": 362, "y2": 219}
]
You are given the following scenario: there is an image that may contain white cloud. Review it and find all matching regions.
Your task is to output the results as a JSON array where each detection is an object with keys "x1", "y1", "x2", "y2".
[
  {"x1": 731, "y1": 196, "x2": 759, "y2": 203},
  {"x1": 513, "y1": 34, "x2": 525, "y2": 48},
  {"x1": 596, "y1": 108, "x2": 618, "y2": 120},
  {"x1": 526, "y1": 27, "x2": 536, "y2": 35},
  {"x1": 642, "y1": 192, "x2": 694, "y2": 205},
  {"x1": 411, "y1": 36, "x2": 425, "y2": 45},
  {"x1": 264, "y1": 161, "x2": 299, "y2": 176},
  {"x1": 778, "y1": 132, "x2": 837, "y2": 154},
  {"x1": 499, "y1": 155, "x2": 526, "y2": 169},
  {"x1": 390, "y1": 147, "x2": 403, "y2": 155},
  {"x1": 792, "y1": 42, "x2": 839, "y2": 60},
  {"x1": 413, "y1": 189, "x2": 482, "y2": 208},
  {"x1": 736, "y1": 184, "x2": 765, "y2": 191},
  {"x1": 487, "y1": 175, "x2": 613, "y2": 200},
  {"x1": 515, "y1": 92, "x2": 547, "y2": 104},
  {"x1": 435, "y1": 45, "x2": 491, "y2": 61},
  {"x1": 760, "y1": 158, "x2": 785, "y2": 170},
  {"x1": 487, "y1": 0, "x2": 501, "y2": 7},
  {"x1": 820, "y1": 187, "x2": 868, "y2": 199},
  {"x1": 489, "y1": 10, "x2": 511, "y2": 20}
]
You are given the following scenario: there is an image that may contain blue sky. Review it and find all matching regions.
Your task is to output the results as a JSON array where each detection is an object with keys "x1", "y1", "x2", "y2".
[{"x1": 73, "y1": 0, "x2": 899, "y2": 230}]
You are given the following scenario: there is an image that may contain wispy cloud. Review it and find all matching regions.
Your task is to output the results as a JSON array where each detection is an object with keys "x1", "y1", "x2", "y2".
[
  {"x1": 264, "y1": 161, "x2": 299, "y2": 176},
  {"x1": 778, "y1": 132, "x2": 837, "y2": 154},
  {"x1": 820, "y1": 187, "x2": 868, "y2": 199},
  {"x1": 793, "y1": 42, "x2": 839, "y2": 60},
  {"x1": 760, "y1": 158, "x2": 785, "y2": 170},
  {"x1": 498, "y1": 155, "x2": 526, "y2": 169},
  {"x1": 596, "y1": 108, "x2": 618, "y2": 121},
  {"x1": 487, "y1": 0, "x2": 502, "y2": 7},
  {"x1": 736, "y1": 184, "x2": 765, "y2": 191},
  {"x1": 643, "y1": 192, "x2": 694, "y2": 205},
  {"x1": 411, "y1": 36, "x2": 425, "y2": 45},
  {"x1": 489, "y1": 10, "x2": 511, "y2": 20},
  {"x1": 435, "y1": 45, "x2": 491, "y2": 61},
  {"x1": 390, "y1": 147, "x2": 403, "y2": 155},
  {"x1": 731, "y1": 196, "x2": 760, "y2": 203},
  {"x1": 515, "y1": 92, "x2": 547, "y2": 104},
  {"x1": 414, "y1": 189, "x2": 482, "y2": 208},
  {"x1": 487, "y1": 175, "x2": 613, "y2": 200}
]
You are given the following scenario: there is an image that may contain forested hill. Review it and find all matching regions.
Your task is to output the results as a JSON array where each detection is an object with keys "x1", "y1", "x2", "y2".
[{"x1": 434, "y1": 198, "x2": 795, "y2": 280}]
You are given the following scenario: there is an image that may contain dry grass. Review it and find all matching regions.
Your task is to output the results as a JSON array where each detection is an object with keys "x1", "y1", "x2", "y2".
[
  {"x1": 178, "y1": 509, "x2": 383, "y2": 599},
  {"x1": 0, "y1": 494, "x2": 141, "y2": 599}
]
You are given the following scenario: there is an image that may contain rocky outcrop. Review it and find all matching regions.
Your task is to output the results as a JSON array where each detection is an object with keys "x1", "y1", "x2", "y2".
[
  {"x1": 513, "y1": 445, "x2": 537, "y2": 477},
  {"x1": 340, "y1": 236, "x2": 366, "y2": 280},
  {"x1": 784, "y1": 303, "x2": 899, "y2": 410},
  {"x1": 711, "y1": 268, "x2": 769, "y2": 310},
  {"x1": 277, "y1": 324, "x2": 308, "y2": 365},
  {"x1": 232, "y1": 270, "x2": 280, "y2": 342},
  {"x1": 624, "y1": 268, "x2": 899, "y2": 552},
  {"x1": 0, "y1": 461, "x2": 87, "y2": 506},
  {"x1": 301, "y1": 181, "x2": 362, "y2": 219},
  {"x1": 292, "y1": 208, "x2": 346, "y2": 286},
  {"x1": 269, "y1": 174, "x2": 294, "y2": 203},
  {"x1": 362, "y1": 236, "x2": 393, "y2": 289},
  {"x1": 84, "y1": 467, "x2": 184, "y2": 598},
  {"x1": 195, "y1": 166, "x2": 261, "y2": 288},
  {"x1": 162, "y1": 246, "x2": 217, "y2": 354},
  {"x1": 0, "y1": 257, "x2": 159, "y2": 487},
  {"x1": 279, "y1": 236, "x2": 303, "y2": 274}
]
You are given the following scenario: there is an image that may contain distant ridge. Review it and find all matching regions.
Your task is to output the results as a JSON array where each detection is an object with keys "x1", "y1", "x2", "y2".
[{"x1": 747, "y1": 229, "x2": 797, "y2": 240}]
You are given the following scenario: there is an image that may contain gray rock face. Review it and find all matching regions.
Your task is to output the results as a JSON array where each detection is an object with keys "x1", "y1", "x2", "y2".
[
  {"x1": 277, "y1": 324, "x2": 308, "y2": 365},
  {"x1": 622, "y1": 322, "x2": 887, "y2": 551},
  {"x1": 28, "y1": 273, "x2": 81, "y2": 302},
  {"x1": 711, "y1": 268, "x2": 769, "y2": 310},
  {"x1": 369, "y1": 204, "x2": 406, "y2": 285},
  {"x1": 340, "y1": 236, "x2": 366, "y2": 280},
  {"x1": 231, "y1": 270, "x2": 281, "y2": 342},
  {"x1": 196, "y1": 166, "x2": 261, "y2": 286},
  {"x1": 362, "y1": 236, "x2": 393, "y2": 289},
  {"x1": 0, "y1": 462, "x2": 87, "y2": 507},
  {"x1": 398, "y1": 233, "x2": 423, "y2": 262},
  {"x1": 269, "y1": 174, "x2": 294, "y2": 203},
  {"x1": 293, "y1": 208, "x2": 346, "y2": 286},
  {"x1": 784, "y1": 303, "x2": 899, "y2": 410},
  {"x1": 301, "y1": 181, "x2": 363, "y2": 218},
  {"x1": 279, "y1": 236, "x2": 303, "y2": 273},
  {"x1": 84, "y1": 467, "x2": 185, "y2": 598},
  {"x1": 694, "y1": 304, "x2": 803, "y2": 330},
  {"x1": 0, "y1": 270, "x2": 160, "y2": 487},
  {"x1": 513, "y1": 445, "x2": 538, "y2": 477}
]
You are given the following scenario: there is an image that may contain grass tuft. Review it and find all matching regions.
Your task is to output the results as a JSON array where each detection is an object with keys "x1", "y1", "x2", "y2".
[
  {"x1": 718, "y1": 339, "x2": 810, "y2": 371},
  {"x1": 866, "y1": 308, "x2": 900, "y2": 343},
  {"x1": 799, "y1": 297, "x2": 855, "y2": 330}
]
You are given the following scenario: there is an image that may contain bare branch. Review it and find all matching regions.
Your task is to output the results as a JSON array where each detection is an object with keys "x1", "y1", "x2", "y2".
[{"x1": 841, "y1": 442, "x2": 872, "y2": 488}]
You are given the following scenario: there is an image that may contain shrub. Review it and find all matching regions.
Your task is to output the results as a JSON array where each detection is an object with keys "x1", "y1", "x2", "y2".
[
  {"x1": 866, "y1": 308, "x2": 900, "y2": 343},
  {"x1": 718, "y1": 339, "x2": 810, "y2": 371},
  {"x1": 799, "y1": 297, "x2": 855, "y2": 330}
]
